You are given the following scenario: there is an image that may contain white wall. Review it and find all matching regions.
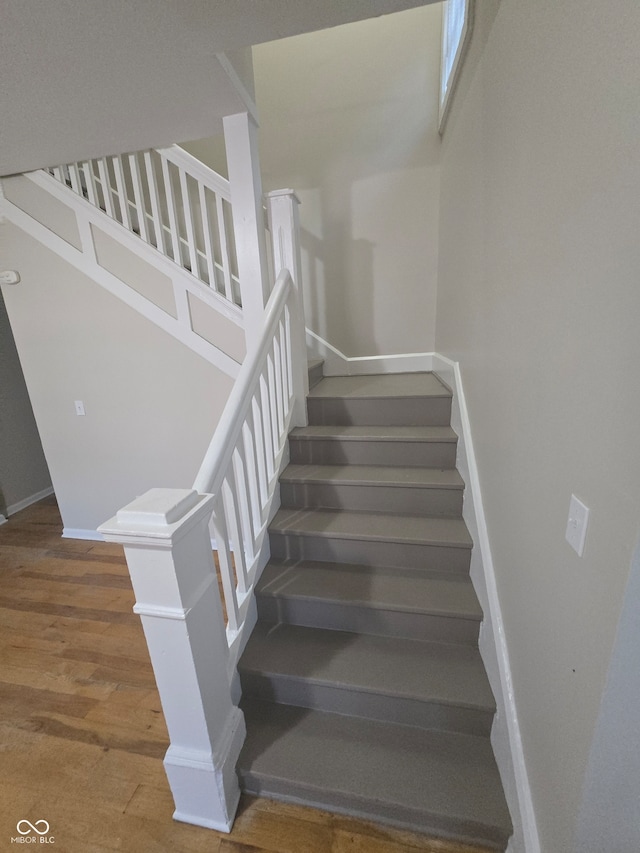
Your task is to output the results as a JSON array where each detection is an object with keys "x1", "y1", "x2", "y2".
[
  {"x1": 187, "y1": 5, "x2": 443, "y2": 358},
  {"x1": 254, "y1": 4, "x2": 442, "y2": 358},
  {"x1": 0, "y1": 288, "x2": 51, "y2": 515},
  {"x1": 435, "y1": 1, "x2": 640, "y2": 850},
  {"x1": 1, "y1": 224, "x2": 233, "y2": 533}
]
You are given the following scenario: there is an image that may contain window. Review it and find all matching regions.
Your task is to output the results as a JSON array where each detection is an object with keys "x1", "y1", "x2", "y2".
[{"x1": 439, "y1": 0, "x2": 473, "y2": 130}]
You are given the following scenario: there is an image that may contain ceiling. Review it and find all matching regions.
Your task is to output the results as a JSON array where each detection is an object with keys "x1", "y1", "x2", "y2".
[{"x1": 1, "y1": 0, "x2": 436, "y2": 176}]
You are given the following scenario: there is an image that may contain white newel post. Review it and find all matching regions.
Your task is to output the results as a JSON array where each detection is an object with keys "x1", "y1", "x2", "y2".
[
  {"x1": 266, "y1": 189, "x2": 309, "y2": 427},
  {"x1": 223, "y1": 111, "x2": 270, "y2": 346},
  {"x1": 98, "y1": 488, "x2": 245, "y2": 832}
]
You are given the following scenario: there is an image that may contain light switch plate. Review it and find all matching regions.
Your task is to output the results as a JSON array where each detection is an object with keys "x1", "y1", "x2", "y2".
[
  {"x1": 566, "y1": 494, "x2": 589, "y2": 556},
  {"x1": 74, "y1": 400, "x2": 86, "y2": 416}
]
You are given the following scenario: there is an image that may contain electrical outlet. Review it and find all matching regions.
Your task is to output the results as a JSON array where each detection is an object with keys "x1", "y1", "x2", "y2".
[
  {"x1": 0, "y1": 270, "x2": 20, "y2": 285},
  {"x1": 565, "y1": 494, "x2": 589, "y2": 556},
  {"x1": 74, "y1": 400, "x2": 86, "y2": 416}
]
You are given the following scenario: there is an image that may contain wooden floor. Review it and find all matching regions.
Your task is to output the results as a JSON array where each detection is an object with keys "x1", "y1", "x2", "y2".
[{"x1": 0, "y1": 496, "x2": 493, "y2": 853}]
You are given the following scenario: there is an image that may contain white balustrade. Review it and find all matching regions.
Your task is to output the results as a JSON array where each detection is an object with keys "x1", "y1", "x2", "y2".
[
  {"x1": 46, "y1": 145, "x2": 241, "y2": 307},
  {"x1": 93, "y1": 142, "x2": 308, "y2": 833},
  {"x1": 193, "y1": 263, "x2": 308, "y2": 669},
  {"x1": 99, "y1": 255, "x2": 307, "y2": 831}
]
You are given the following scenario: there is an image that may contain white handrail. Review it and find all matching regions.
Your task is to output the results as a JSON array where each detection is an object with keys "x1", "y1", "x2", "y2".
[
  {"x1": 194, "y1": 270, "x2": 293, "y2": 494},
  {"x1": 192, "y1": 266, "x2": 307, "y2": 664},
  {"x1": 46, "y1": 145, "x2": 240, "y2": 306}
]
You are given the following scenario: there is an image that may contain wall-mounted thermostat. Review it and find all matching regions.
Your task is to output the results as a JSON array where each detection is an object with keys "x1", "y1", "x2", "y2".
[{"x1": 0, "y1": 270, "x2": 20, "y2": 285}]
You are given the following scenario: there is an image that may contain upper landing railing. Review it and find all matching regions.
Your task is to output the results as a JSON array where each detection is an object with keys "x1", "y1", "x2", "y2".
[{"x1": 47, "y1": 145, "x2": 241, "y2": 307}]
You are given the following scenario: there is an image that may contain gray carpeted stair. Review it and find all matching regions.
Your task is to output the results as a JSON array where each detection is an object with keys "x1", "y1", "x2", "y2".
[{"x1": 237, "y1": 369, "x2": 512, "y2": 849}]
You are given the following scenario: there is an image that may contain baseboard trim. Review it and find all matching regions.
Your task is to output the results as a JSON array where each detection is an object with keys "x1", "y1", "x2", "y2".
[
  {"x1": 62, "y1": 527, "x2": 104, "y2": 541},
  {"x1": 0, "y1": 514, "x2": 7, "y2": 526},
  {"x1": 6, "y1": 486, "x2": 54, "y2": 517},
  {"x1": 431, "y1": 354, "x2": 540, "y2": 853},
  {"x1": 306, "y1": 329, "x2": 434, "y2": 376}
]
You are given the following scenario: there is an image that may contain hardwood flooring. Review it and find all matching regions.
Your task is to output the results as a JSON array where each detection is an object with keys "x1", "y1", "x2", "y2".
[{"x1": 0, "y1": 496, "x2": 493, "y2": 853}]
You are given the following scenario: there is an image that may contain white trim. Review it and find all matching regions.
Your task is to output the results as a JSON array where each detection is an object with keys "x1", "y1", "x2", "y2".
[
  {"x1": 26, "y1": 170, "x2": 243, "y2": 328},
  {"x1": 305, "y1": 329, "x2": 434, "y2": 376},
  {"x1": 0, "y1": 514, "x2": 7, "y2": 526},
  {"x1": 6, "y1": 486, "x2": 54, "y2": 517},
  {"x1": 0, "y1": 192, "x2": 241, "y2": 379},
  {"x1": 134, "y1": 603, "x2": 189, "y2": 621},
  {"x1": 62, "y1": 527, "x2": 104, "y2": 541},
  {"x1": 431, "y1": 353, "x2": 540, "y2": 853}
]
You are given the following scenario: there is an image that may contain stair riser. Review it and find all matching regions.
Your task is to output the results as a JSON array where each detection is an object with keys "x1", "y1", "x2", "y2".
[
  {"x1": 308, "y1": 363, "x2": 324, "y2": 389},
  {"x1": 269, "y1": 532, "x2": 471, "y2": 573},
  {"x1": 240, "y1": 674, "x2": 493, "y2": 736},
  {"x1": 255, "y1": 595, "x2": 481, "y2": 645},
  {"x1": 289, "y1": 438, "x2": 457, "y2": 468},
  {"x1": 238, "y1": 772, "x2": 509, "y2": 850},
  {"x1": 307, "y1": 397, "x2": 452, "y2": 427},
  {"x1": 280, "y1": 482, "x2": 463, "y2": 517}
]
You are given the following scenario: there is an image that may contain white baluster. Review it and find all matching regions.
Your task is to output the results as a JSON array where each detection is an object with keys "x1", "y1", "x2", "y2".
[
  {"x1": 259, "y1": 371, "x2": 275, "y2": 480},
  {"x1": 97, "y1": 158, "x2": 115, "y2": 217},
  {"x1": 266, "y1": 190, "x2": 309, "y2": 427},
  {"x1": 112, "y1": 156, "x2": 131, "y2": 229},
  {"x1": 144, "y1": 151, "x2": 165, "y2": 252},
  {"x1": 160, "y1": 155, "x2": 182, "y2": 265},
  {"x1": 210, "y1": 497, "x2": 240, "y2": 635},
  {"x1": 278, "y1": 318, "x2": 291, "y2": 405},
  {"x1": 222, "y1": 477, "x2": 248, "y2": 595},
  {"x1": 242, "y1": 412, "x2": 264, "y2": 532},
  {"x1": 250, "y1": 397, "x2": 269, "y2": 508},
  {"x1": 81, "y1": 161, "x2": 97, "y2": 206},
  {"x1": 178, "y1": 167, "x2": 199, "y2": 277},
  {"x1": 68, "y1": 163, "x2": 82, "y2": 195},
  {"x1": 283, "y1": 303, "x2": 294, "y2": 403},
  {"x1": 266, "y1": 354, "x2": 280, "y2": 455},
  {"x1": 216, "y1": 195, "x2": 234, "y2": 301},
  {"x1": 233, "y1": 440, "x2": 258, "y2": 555},
  {"x1": 198, "y1": 184, "x2": 217, "y2": 289},
  {"x1": 272, "y1": 334, "x2": 285, "y2": 440},
  {"x1": 128, "y1": 153, "x2": 149, "y2": 242}
]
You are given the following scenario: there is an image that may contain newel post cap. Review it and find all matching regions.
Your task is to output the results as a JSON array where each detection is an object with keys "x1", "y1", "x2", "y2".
[
  {"x1": 98, "y1": 488, "x2": 215, "y2": 544},
  {"x1": 265, "y1": 188, "x2": 301, "y2": 205}
]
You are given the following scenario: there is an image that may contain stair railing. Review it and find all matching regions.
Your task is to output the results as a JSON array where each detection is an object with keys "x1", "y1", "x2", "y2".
[
  {"x1": 99, "y1": 189, "x2": 308, "y2": 833},
  {"x1": 47, "y1": 145, "x2": 241, "y2": 306},
  {"x1": 192, "y1": 265, "x2": 305, "y2": 665}
]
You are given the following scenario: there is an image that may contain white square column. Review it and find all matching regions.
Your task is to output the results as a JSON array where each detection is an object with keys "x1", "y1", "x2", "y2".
[{"x1": 99, "y1": 488, "x2": 245, "y2": 832}]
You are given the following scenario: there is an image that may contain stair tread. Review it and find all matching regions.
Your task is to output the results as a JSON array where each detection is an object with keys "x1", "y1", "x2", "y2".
[
  {"x1": 271, "y1": 508, "x2": 473, "y2": 549},
  {"x1": 309, "y1": 372, "x2": 451, "y2": 399},
  {"x1": 239, "y1": 699, "x2": 512, "y2": 847},
  {"x1": 257, "y1": 560, "x2": 483, "y2": 620},
  {"x1": 241, "y1": 622, "x2": 494, "y2": 710},
  {"x1": 281, "y1": 464, "x2": 464, "y2": 489},
  {"x1": 290, "y1": 424, "x2": 458, "y2": 442}
]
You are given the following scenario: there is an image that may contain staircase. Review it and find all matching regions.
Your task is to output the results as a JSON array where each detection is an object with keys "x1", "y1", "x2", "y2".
[{"x1": 237, "y1": 368, "x2": 512, "y2": 850}]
